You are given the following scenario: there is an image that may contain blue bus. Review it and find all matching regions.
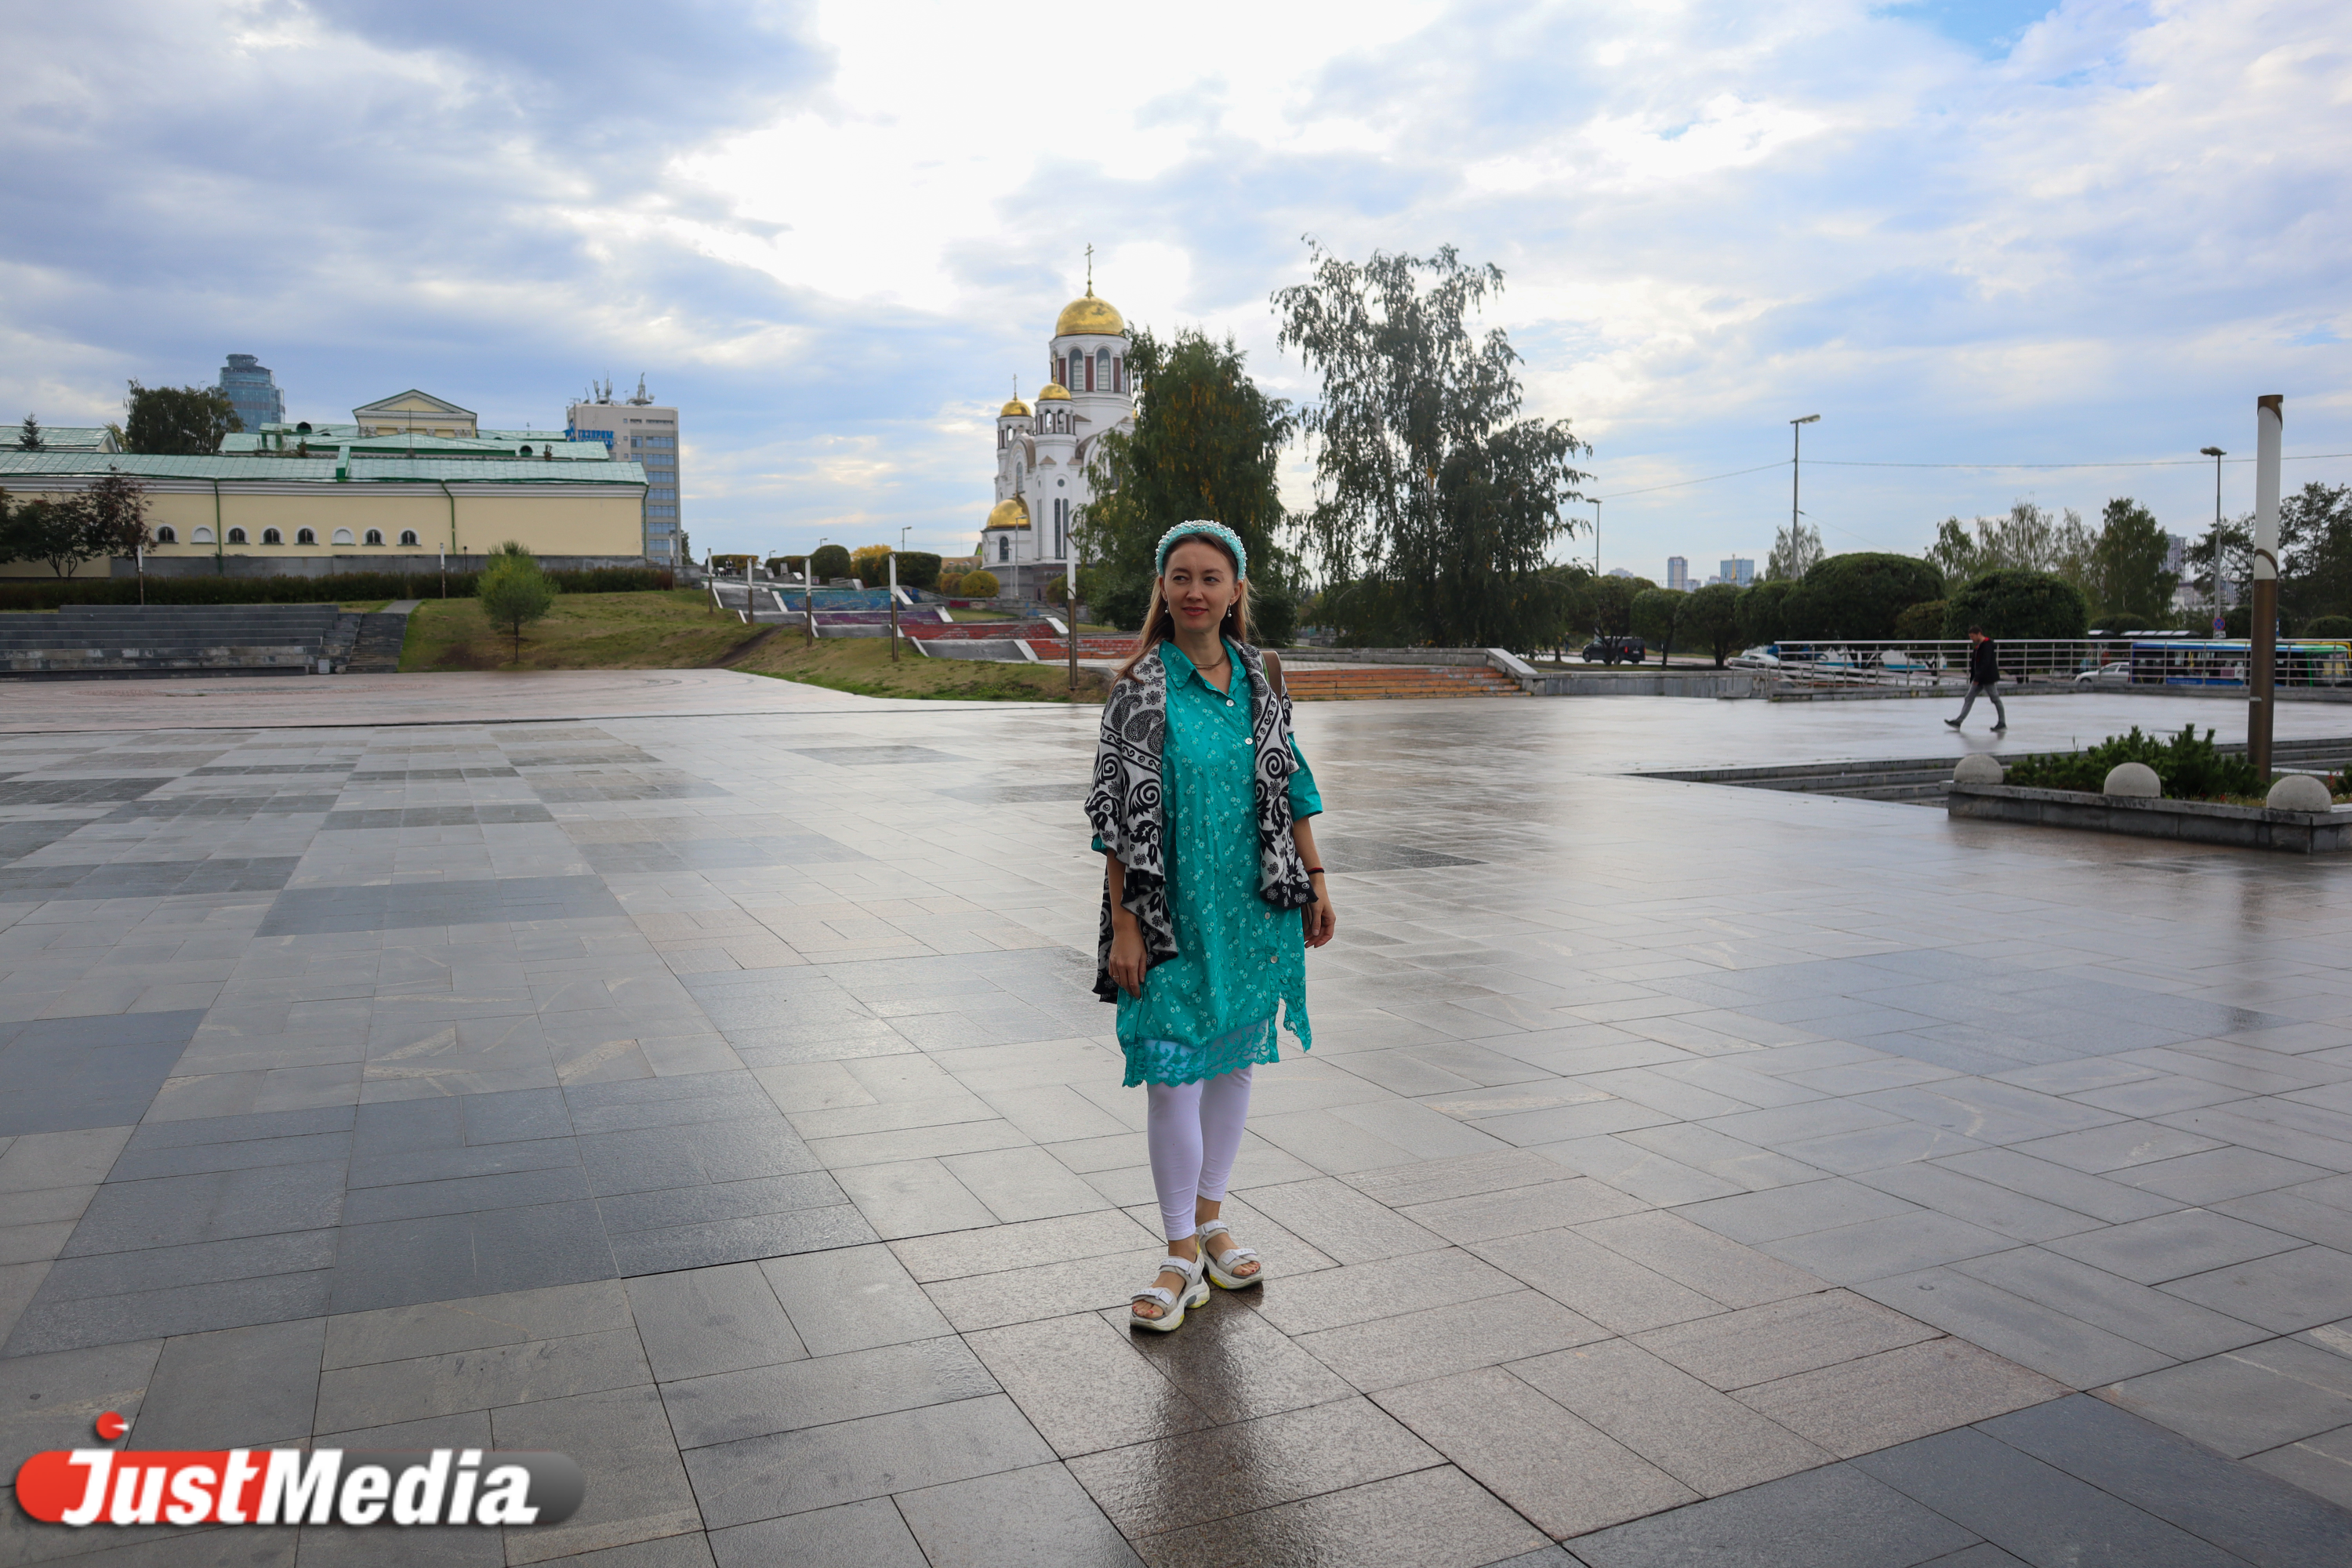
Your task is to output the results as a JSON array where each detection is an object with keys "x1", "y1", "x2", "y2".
[{"x1": 2085, "y1": 639, "x2": 2352, "y2": 688}]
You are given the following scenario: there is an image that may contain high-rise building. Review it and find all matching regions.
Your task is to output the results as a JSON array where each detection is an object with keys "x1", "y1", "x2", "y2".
[
  {"x1": 1719, "y1": 557, "x2": 1755, "y2": 588},
  {"x1": 218, "y1": 354, "x2": 284, "y2": 434},
  {"x1": 1667, "y1": 556, "x2": 1689, "y2": 591},
  {"x1": 568, "y1": 376, "x2": 679, "y2": 564}
]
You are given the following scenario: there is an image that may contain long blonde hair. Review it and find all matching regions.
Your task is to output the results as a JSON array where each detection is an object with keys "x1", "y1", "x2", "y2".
[{"x1": 1115, "y1": 535, "x2": 1251, "y2": 684}]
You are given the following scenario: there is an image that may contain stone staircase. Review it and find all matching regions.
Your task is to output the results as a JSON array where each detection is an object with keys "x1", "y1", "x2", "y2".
[
  {"x1": 344, "y1": 612, "x2": 412, "y2": 673},
  {"x1": 1280, "y1": 665, "x2": 1527, "y2": 701},
  {"x1": 0, "y1": 604, "x2": 345, "y2": 679}
]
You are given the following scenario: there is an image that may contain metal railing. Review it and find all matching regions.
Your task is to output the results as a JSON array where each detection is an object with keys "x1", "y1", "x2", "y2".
[{"x1": 1755, "y1": 638, "x2": 2352, "y2": 694}]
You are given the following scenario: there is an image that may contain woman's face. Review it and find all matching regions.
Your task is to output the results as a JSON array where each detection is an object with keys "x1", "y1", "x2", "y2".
[{"x1": 1162, "y1": 539, "x2": 1240, "y2": 634}]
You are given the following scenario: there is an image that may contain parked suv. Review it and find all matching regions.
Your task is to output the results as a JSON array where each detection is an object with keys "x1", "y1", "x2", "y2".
[{"x1": 1580, "y1": 635, "x2": 1647, "y2": 665}]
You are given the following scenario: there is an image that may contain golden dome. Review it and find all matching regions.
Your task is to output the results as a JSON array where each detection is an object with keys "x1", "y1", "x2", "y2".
[
  {"x1": 1054, "y1": 289, "x2": 1124, "y2": 337},
  {"x1": 985, "y1": 498, "x2": 1031, "y2": 531},
  {"x1": 999, "y1": 398, "x2": 1030, "y2": 417},
  {"x1": 1036, "y1": 382, "x2": 1071, "y2": 402}
]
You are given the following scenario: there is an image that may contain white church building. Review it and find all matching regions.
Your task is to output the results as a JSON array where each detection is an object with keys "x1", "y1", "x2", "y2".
[{"x1": 980, "y1": 285, "x2": 1134, "y2": 597}]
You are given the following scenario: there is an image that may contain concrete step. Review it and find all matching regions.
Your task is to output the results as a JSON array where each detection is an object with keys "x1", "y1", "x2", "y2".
[{"x1": 1283, "y1": 666, "x2": 1526, "y2": 699}]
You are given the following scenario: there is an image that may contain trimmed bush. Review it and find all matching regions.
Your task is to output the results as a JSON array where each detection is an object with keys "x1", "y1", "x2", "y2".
[
  {"x1": 2005, "y1": 725, "x2": 2263, "y2": 800},
  {"x1": 1784, "y1": 553, "x2": 1943, "y2": 641},
  {"x1": 1943, "y1": 568, "x2": 2089, "y2": 641},
  {"x1": 1893, "y1": 599, "x2": 1948, "y2": 643},
  {"x1": 960, "y1": 568, "x2": 1000, "y2": 598},
  {"x1": 895, "y1": 552, "x2": 942, "y2": 590},
  {"x1": 938, "y1": 572, "x2": 965, "y2": 597},
  {"x1": 1737, "y1": 579, "x2": 1798, "y2": 647},
  {"x1": 808, "y1": 543, "x2": 852, "y2": 583},
  {"x1": 2304, "y1": 615, "x2": 2352, "y2": 641}
]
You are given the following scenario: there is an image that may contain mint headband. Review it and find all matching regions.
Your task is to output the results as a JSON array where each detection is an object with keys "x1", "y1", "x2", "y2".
[{"x1": 1156, "y1": 521, "x2": 1247, "y2": 579}]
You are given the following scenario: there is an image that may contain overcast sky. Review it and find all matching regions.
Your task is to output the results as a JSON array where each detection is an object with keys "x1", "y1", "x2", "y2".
[{"x1": 3, "y1": 0, "x2": 2346, "y2": 578}]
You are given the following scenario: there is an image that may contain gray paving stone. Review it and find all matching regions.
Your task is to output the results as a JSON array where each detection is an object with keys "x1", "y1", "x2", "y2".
[
  {"x1": 2158, "y1": 1243, "x2": 2352, "y2": 1333},
  {"x1": 1855, "y1": 1425, "x2": 2253, "y2": 1568},
  {"x1": 1471, "y1": 1227, "x2": 1726, "y2": 1334},
  {"x1": 1511, "y1": 1336, "x2": 1834, "y2": 1496},
  {"x1": 132, "y1": 1316, "x2": 322, "y2": 1447},
  {"x1": 1759, "y1": 1210, "x2": 2013, "y2": 1286},
  {"x1": 660, "y1": 1334, "x2": 997, "y2": 1449},
  {"x1": 1128, "y1": 1465, "x2": 1546, "y2": 1568},
  {"x1": 1856, "y1": 1268, "x2": 2173, "y2": 1388},
  {"x1": 710, "y1": 1498, "x2": 927, "y2": 1568},
  {"x1": 1731, "y1": 1338, "x2": 2064, "y2": 1458},
  {"x1": 758, "y1": 1242, "x2": 953, "y2": 1356},
  {"x1": 1299, "y1": 1287, "x2": 1608, "y2": 1391},
  {"x1": 626, "y1": 1261, "x2": 805, "y2": 1383},
  {"x1": 2102, "y1": 1339, "x2": 2352, "y2": 1457},
  {"x1": 491, "y1": 1382, "x2": 702, "y2": 1564},
  {"x1": 1949, "y1": 1247, "x2": 2270, "y2": 1359},
  {"x1": 1982, "y1": 1393, "x2": 2352, "y2": 1567},
  {"x1": 1567, "y1": 1461, "x2": 1977, "y2": 1568},
  {"x1": 2045, "y1": 1207, "x2": 2306, "y2": 1285},
  {"x1": 682, "y1": 1392, "x2": 1054, "y2": 1529},
  {"x1": 1632, "y1": 1290, "x2": 1936, "y2": 1390},
  {"x1": 0, "y1": 1010, "x2": 209, "y2": 1135}
]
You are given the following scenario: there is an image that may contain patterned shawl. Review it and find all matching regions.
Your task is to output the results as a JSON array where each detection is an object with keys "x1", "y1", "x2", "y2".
[{"x1": 1085, "y1": 642, "x2": 1316, "y2": 1003}]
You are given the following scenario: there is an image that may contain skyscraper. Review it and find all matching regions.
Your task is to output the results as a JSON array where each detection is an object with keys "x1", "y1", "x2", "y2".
[
  {"x1": 1719, "y1": 557, "x2": 1755, "y2": 588},
  {"x1": 568, "y1": 376, "x2": 680, "y2": 564},
  {"x1": 218, "y1": 354, "x2": 283, "y2": 434},
  {"x1": 1667, "y1": 556, "x2": 1689, "y2": 591}
]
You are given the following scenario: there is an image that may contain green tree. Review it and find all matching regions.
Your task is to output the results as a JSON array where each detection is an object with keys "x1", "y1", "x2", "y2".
[
  {"x1": 2281, "y1": 483, "x2": 2352, "y2": 622},
  {"x1": 1682, "y1": 582, "x2": 1744, "y2": 666},
  {"x1": 122, "y1": 382, "x2": 241, "y2": 454},
  {"x1": 0, "y1": 495, "x2": 107, "y2": 578},
  {"x1": 895, "y1": 551, "x2": 942, "y2": 591},
  {"x1": 1586, "y1": 575, "x2": 1653, "y2": 637},
  {"x1": 1943, "y1": 568, "x2": 2089, "y2": 640},
  {"x1": 1273, "y1": 242, "x2": 1588, "y2": 647},
  {"x1": 1081, "y1": 326, "x2": 1296, "y2": 642},
  {"x1": 476, "y1": 543, "x2": 557, "y2": 663},
  {"x1": 1782, "y1": 552, "x2": 1942, "y2": 641},
  {"x1": 808, "y1": 543, "x2": 851, "y2": 582},
  {"x1": 1765, "y1": 519, "x2": 1823, "y2": 582},
  {"x1": 1924, "y1": 517, "x2": 1980, "y2": 583},
  {"x1": 1893, "y1": 599, "x2": 1948, "y2": 644},
  {"x1": 16, "y1": 415, "x2": 41, "y2": 452},
  {"x1": 960, "y1": 568, "x2": 1000, "y2": 598},
  {"x1": 1737, "y1": 579, "x2": 1798, "y2": 646},
  {"x1": 2082, "y1": 498, "x2": 2176, "y2": 626},
  {"x1": 1631, "y1": 589, "x2": 1688, "y2": 662}
]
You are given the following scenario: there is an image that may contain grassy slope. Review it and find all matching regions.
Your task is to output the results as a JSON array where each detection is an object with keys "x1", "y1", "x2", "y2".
[
  {"x1": 400, "y1": 590, "x2": 768, "y2": 671},
  {"x1": 731, "y1": 628, "x2": 1107, "y2": 702}
]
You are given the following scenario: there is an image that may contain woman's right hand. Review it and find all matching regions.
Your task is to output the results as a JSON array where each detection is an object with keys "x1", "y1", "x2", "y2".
[{"x1": 1108, "y1": 920, "x2": 1149, "y2": 998}]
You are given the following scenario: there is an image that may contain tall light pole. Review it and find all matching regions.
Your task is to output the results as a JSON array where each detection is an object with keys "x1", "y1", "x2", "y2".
[
  {"x1": 1790, "y1": 415, "x2": 1820, "y2": 565},
  {"x1": 2249, "y1": 397, "x2": 2283, "y2": 777},
  {"x1": 1592, "y1": 499, "x2": 1602, "y2": 575},
  {"x1": 2199, "y1": 446, "x2": 2226, "y2": 630}
]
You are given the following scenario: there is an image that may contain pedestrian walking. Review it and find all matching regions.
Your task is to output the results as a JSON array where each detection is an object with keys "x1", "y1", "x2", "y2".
[
  {"x1": 1947, "y1": 625, "x2": 2008, "y2": 731},
  {"x1": 1086, "y1": 521, "x2": 1337, "y2": 1332}
]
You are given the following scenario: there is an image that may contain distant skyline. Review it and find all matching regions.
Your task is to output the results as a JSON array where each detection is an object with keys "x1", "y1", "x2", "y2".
[{"x1": 2, "y1": 0, "x2": 2346, "y2": 573}]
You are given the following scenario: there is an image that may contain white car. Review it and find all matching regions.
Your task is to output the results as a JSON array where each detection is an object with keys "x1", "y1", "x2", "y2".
[
  {"x1": 1727, "y1": 646, "x2": 1780, "y2": 669},
  {"x1": 2073, "y1": 662, "x2": 2132, "y2": 685}
]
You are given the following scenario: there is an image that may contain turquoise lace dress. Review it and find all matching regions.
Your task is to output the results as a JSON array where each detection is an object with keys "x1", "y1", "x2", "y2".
[{"x1": 1096, "y1": 638, "x2": 1322, "y2": 1087}]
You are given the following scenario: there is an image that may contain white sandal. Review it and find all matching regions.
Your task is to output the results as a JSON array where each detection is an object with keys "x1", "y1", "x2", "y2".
[
  {"x1": 1197, "y1": 1221, "x2": 1264, "y2": 1290},
  {"x1": 1130, "y1": 1252, "x2": 1209, "y2": 1333}
]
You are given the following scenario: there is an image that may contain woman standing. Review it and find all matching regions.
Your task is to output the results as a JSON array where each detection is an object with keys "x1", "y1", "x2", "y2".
[{"x1": 1086, "y1": 521, "x2": 1336, "y2": 1332}]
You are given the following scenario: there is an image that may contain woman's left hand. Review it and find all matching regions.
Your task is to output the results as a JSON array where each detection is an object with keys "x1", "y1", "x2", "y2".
[{"x1": 1304, "y1": 878, "x2": 1337, "y2": 949}]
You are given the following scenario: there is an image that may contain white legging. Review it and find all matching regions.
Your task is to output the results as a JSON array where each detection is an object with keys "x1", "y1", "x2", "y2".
[{"x1": 1145, "y1": 1067, "x2": 1254, "y2": 1243}]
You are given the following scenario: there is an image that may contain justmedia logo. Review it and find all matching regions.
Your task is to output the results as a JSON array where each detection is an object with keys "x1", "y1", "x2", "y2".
[{"x1": 15, "y1": 1416, "x2": 584, "y2": 1528}]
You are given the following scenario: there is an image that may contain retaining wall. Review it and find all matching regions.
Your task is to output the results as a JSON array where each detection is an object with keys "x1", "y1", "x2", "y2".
[{"x1": 1947, "y1": 782, "x2": 2352, "y2": 853}]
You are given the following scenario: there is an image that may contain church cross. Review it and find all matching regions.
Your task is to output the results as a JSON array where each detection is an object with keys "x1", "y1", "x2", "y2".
[{"x1": 1085, "y1": 244, "x2": 1094, "y2": 295}]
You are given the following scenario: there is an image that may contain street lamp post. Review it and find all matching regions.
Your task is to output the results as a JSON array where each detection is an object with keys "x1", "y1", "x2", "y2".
[
  {"x1": 2200, "y1": 446, "x2": 2226, "y2": 632},
  {"x1": 2249, "y1": 399, "x2": 2283, "y2": 778},
  {"x1": 1790, "y1": 415, "x2": 1820, "y2": 564},
  {"x1": 1591, "y1": 499, "x2": 1601, "y2": 575}
]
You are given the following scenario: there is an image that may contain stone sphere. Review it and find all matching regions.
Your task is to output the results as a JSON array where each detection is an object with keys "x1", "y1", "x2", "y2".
[
  {"x1": 1953, "y1": 753, "x2": 2005, "y2": 785},
  {"x1": 2267, "y1": 772, "x2": 2334, "y2": 812},
  {"x1": 2103, "y1": 762, "x2": 2161, "y2": 798}
]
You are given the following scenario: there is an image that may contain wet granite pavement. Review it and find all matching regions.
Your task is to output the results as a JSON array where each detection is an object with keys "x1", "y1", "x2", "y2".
[{"x1": 3, "y1": 679, "x2": 2352, "y2": 1564}]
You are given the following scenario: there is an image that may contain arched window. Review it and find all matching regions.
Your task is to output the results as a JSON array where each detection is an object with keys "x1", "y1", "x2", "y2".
[
  {"x1": 364, "y1": 528, "x2": 383, "y2": 546},
  {"x1": 154, "y1": 525, "x2": 176, "y2": 544},
  {"x1": 332, "y1": 528, "x2": 354, "y2": 545},
  {"x1": 262, "y1": 528, "x2": 283, "y2": 545},
  {"x1": 1054, "y1": 355, "x2": 1066, "y2": 387},
  {"x1": 227, "y1": 527, "x2": 248, "y2": 544},
  {"x1": 296, "y1": 528, "x2": 317, "y2": 545},
  {"x1": 519, "y1": 445, "x2": 534, "y2": 456},
  {"x1": 998, "y1": 535, "x2": 1010, "y2": 563},
  {"x1": 192, "y1": 526, "x2": 215, "y2": 544},
  {"x1": 398, "y1": 529, "x2": 419, "y2": 546},
  {"x1": 1095, "y1": 348, "x2": 1109, "y2": 391}
]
